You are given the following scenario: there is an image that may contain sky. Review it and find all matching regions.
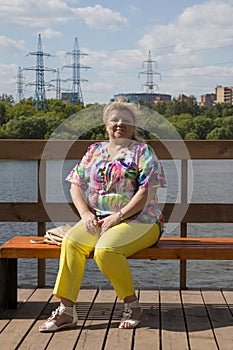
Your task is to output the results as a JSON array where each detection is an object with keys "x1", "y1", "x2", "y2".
[{"x1": 1, "y1": 0, "x2": 233, "y2": 105}]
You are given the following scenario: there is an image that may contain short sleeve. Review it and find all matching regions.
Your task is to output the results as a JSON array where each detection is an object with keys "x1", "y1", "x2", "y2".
[
  {"x1": 137, "y1": 144, "x2": 167, "y2": 189},
  {"x1": 65, "y1": 142, "x2": 100, "y2": 190}
]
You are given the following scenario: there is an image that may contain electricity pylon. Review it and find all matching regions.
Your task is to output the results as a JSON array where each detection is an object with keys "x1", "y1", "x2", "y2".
[
  {"x1": 24, "y1": 34, "x2": 56, "y2": 110},
  {"x1": 139, "y1": 51, "x2": 161, "y2": 93},
  {"x1": 16, "y1": 66, "x2": 24, "y2": 102},
  {"x1": 49, "y1": 68, "x2": 70, "y2": 100},
  {"x1": 63, "y1": 37, "x2": 90, "y2": 105}
]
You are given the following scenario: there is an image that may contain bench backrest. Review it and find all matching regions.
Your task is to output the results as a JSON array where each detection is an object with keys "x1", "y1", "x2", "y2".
[{"x1": 1, "y1": 140, "x2": 233, "y2": 230}]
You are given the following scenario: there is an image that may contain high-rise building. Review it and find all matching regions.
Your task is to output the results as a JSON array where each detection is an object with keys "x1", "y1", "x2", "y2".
[
  {"x1": 215, "y1": 85, "x2": 233, "y2": 104},
  {"x1": 114, "y1": 92, "x2": 171, "y2": 103},
  {"x1": 199, "y1": 93, "x2": 216, "y2": 107}
]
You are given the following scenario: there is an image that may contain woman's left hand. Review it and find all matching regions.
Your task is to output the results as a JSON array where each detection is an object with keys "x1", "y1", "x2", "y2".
[{"x1": 98, "y1": 213, "x2": 121, "y2": 234}]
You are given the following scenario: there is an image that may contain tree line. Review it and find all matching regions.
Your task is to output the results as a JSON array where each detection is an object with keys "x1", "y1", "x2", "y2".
[{"x1": 0, "y1": 94, "x2": 233, "y2": 140}]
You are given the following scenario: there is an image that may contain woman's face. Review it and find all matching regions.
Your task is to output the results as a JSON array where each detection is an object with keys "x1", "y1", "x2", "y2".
[{"x1": 106, "y1": 109, "x2": 135, "y2": 141}]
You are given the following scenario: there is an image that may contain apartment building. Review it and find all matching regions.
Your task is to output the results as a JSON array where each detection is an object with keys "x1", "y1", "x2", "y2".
[
  {"x1": 114, "y1": 92, "x2": 171, "y2": 103},
  {"x1": 215, "y1": 85, "x2": 233, "y2": 104},
  {"x1": 200, "y1": 86, "x2": 233, "y2": 106},
  {"x1": 199, "y1": 93, "x2": 216, "y2": 107}
]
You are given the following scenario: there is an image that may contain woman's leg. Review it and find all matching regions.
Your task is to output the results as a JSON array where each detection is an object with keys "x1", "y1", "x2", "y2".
[
  {"x1": 94, "y1": 222, "x2": 160, "y2": 328},
  {"x1": 39, "y1": 220, "x2": 99, "y2": 332},
  {"x1": 94, "y1": 222, "x2": 160, "y2": 300},
  {"x1": 53, "y1": 220, "x2": 99, "y2": 303}
]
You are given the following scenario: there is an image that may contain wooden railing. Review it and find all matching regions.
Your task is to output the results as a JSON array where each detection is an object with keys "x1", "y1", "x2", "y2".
[{"x1": 1, "y1": 139, "x2": 233, "y2": 289}]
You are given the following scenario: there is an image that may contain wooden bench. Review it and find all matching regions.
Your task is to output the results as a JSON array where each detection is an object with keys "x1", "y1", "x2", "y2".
[{"x1": 1, "y1": 235, "x2": 233, "y2": 312}]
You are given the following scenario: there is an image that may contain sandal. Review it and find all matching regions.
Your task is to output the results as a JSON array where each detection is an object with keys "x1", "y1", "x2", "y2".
[
  {"x1": 119, "y1": 300, "x2": 143, "y2": 329},
  {"x1": 39, "y1": 305, "x2": 78, "y2": 332}
]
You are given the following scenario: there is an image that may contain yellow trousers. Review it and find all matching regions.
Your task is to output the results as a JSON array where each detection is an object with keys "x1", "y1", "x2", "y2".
[{"x1": 53, "y1": 220, "x2": 160, "y2": 302}]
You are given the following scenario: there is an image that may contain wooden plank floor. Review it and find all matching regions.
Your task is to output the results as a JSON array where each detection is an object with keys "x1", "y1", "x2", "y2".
[{"x1": 0, "y1": 288, "x2": 232, "y2": 350}]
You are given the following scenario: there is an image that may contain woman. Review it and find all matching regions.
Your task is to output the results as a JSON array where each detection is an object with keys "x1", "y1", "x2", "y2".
[{"x1": 39, "y1": 100, "x2": 166, "y2": 332}]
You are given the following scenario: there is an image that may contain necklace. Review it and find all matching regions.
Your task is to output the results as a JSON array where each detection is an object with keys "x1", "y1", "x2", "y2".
[
  {"x1": 99, "y1": 140, "x2": 133, "y2": 193},
  {"x1": 107, "y1": 140, "x2": 133, "y2": 160}
]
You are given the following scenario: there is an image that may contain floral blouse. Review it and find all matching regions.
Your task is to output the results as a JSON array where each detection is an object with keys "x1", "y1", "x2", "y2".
[{"x1": 66, "y1": 141, "x2": 167, "y2": 232}]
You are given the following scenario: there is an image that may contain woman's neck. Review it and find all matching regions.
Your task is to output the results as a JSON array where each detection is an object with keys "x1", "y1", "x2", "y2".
[
  {"x1": 108, "y1": 138, "x2": 132, "y2": 147},
  {"x1": 107, "y1": 139, "x2": 133, "y2": 160}
]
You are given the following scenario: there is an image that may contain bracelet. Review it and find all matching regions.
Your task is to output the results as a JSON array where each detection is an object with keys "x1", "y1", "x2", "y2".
[{"x1": 118, "y1": 210, "x2": 124, "y2": 221}]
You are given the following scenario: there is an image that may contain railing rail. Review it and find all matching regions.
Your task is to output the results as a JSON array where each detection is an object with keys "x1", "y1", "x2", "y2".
[{"x1": 1, "y1": 139, "x2": 233, "y2": 288}]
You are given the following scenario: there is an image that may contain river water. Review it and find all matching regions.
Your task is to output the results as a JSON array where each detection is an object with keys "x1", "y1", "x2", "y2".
[{"x1": 0, "y1": 159, "x2": 233, "y2": 289}]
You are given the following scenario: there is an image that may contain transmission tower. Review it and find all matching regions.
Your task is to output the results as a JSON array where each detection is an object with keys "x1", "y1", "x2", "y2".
[
  {"x1": 55, "y1": 68, "x2": 61, "y2": 100},
  {"x1": 63, "y1": 37, "x2": 90, "y2": 105},
  {"x1": 49, "y1": 68, "x2": 61, "y2": 100},
  {"x1": 49, "y1": 68, "x2": 69, "y2": 100},
  {"x1": 139, "y1": 51, "x2": 161, "y2": 93},
  {"x1": 16, "y1": 66, "x2": 24, "y2": 102},
  {"x1": 24, "y1": 34, "x2": 56, "y2": 110}
]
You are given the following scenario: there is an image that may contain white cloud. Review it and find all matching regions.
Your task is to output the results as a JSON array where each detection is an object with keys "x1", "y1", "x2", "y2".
[
  {"x1": 129, "y1": 4, "x2": 140, "y2": 12},
  {"x1": 0, "y1": 36, "x2": 25, "y2": 54},
  {"x1": 0, "y1": 0, "x2": 73, "y2": 27},
  {"x1": 103, "y1": 49, "x2": 143, "y2": 69},
  {"x1": 136, "y1": 0, "x2": 233, "y2": 98},
  {"x1": 85, "y1": 81, "x2": 115, "y2": 93},
  {"x1": 1, "y1": 0, "x2": 233, "y2": 103},
  {"x1": 138, "y1": 0, "x2": 233, "y2": 56},
  {"x1": 73, "y1": 5, "x2": 128, "y2": 30},
  {"x1": 0, "y1": 1, "x2": 127, "y2": 30},
  {"x1": 0, "y1": 63, "x2": 18, "y2": 97},
  {"x1": 0, "y1": 63, "x2": 17, "y2": 77},
  {"x1": 39, "y1": 28, "x2": 63, "y2": 39}
]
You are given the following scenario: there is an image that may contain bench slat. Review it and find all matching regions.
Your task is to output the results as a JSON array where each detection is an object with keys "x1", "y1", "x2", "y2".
[{"x1": 1, "y1": 236, "x2": 233, "y2": 260}]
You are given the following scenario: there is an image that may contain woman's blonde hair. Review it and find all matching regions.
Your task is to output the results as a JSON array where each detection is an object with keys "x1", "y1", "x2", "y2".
[{"x1": 103, "y1": 98, "x2": 142, "y2": 141}]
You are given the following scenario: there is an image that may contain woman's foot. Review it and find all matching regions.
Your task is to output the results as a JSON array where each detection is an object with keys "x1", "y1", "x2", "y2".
[
  {"x1": 39, "y1": 305, "x2": 78, "y2": 332},
  {"x1": 119, "y1": 299, "x2": 143, "y2": 329}
]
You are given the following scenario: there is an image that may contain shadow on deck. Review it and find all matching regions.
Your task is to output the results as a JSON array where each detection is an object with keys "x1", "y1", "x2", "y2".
[{"x1": 0, "y1": 288, "x2": 233, "y2": 349}]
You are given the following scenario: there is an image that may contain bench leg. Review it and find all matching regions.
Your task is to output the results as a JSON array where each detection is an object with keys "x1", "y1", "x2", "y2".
[
  {"x1": 8, "y1": 258, "x2": 17, "y2": 308},
  {"x1": 180, "y1": 260, "x2": 187, "y2": 290},
  {"x1": 0, "y1": 258, "x2": 17, "y2": 312},
  {"x1": 0, "y1": 258, "x2": 8, "y2": 312}
]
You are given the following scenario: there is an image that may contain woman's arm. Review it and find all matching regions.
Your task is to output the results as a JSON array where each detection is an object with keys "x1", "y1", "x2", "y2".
[
  {"x1": 70, "y1": 184, "x2": 100, "y2": 235},
  {"x1": 119, "y1": 187, "x2": 151, "y2": 218},
  {"x1": 99, "y1": 187, "x2": 157, "y2": 233},
  {"x1": 70, "y1": 183, "x2": 90, "y2": 217}
]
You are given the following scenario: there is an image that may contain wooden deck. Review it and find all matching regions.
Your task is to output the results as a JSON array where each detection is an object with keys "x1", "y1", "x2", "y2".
[{"x1": 0, "y1": 288, "x2": 232, "y2": 349}]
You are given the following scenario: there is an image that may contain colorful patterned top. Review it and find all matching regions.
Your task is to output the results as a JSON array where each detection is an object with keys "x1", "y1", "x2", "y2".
[{"x1": 66, "y1": 141, "x2": 167, "y2": 232}]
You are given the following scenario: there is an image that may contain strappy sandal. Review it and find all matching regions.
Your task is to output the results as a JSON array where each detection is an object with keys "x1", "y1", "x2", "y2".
[
  {"x1": 39, "y1": 305, "x2": 78, "y2": 332},
  {"x1": 119, "y1": 300, "x2": 143, "y2": 329}
]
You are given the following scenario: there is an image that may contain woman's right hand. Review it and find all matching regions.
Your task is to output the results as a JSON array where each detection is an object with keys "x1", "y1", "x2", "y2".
[{"x1": 81, "y1": 211, "x2": 101, "y2": 235}]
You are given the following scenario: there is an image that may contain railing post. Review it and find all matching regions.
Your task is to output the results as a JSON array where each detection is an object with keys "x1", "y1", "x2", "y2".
[
  {"x1": 38, "y1": 159, "x2": 46, "y2": 287},
  {"x1": 180, "y1": 159, "x2": 188, "y2": 289}
]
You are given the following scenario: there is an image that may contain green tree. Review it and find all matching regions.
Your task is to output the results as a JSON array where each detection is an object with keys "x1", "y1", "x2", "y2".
[
  {"x1": 222, "y1": 104, "x2": 233, "y2": 117},
  {"x1": 166, "y1": 96, "x2": 199, "y2": 117},
  {"x1": 0, "y1": 102, "x2": 7, "y2": 125},
  {"x1": 154, "y1": 101, "x2": 169, "y2": 116},
  {"x1": 206, "y1": 115, "x2": 233, "y2": 139},
  {"x1": 8, "y1": 99, "x2": 37, "y2": 119},
  {"x1": 192, "y1": 116, "x2": 214, "y2": 139},
  {"x1": 0, "y1": 126, "x2": 10, "y2": 138},
  {"x1": 206, "y1": 127, "x2": 227, "y2": 139},
  {"x1": 185, "y1": 131, "x2": 200, "y2": 140},
  {"x1": 203, "y1": 103, "x2": 233, "y2": 119},
  {"x1": 43, "y1": 113, "x2": 65, "y2": 139},
  {"x1": 169, "y1": 114, "x2": 193, "y2": 139},
  {"x1": 0, "y1": 94, "x2": 14, "y2": 104},
  {"x1": 63, "y1": 102, "x2": 84, "y2": 118},
  {"x1": 5, "y1": 116, "x2": 48, "y2": 139}
]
